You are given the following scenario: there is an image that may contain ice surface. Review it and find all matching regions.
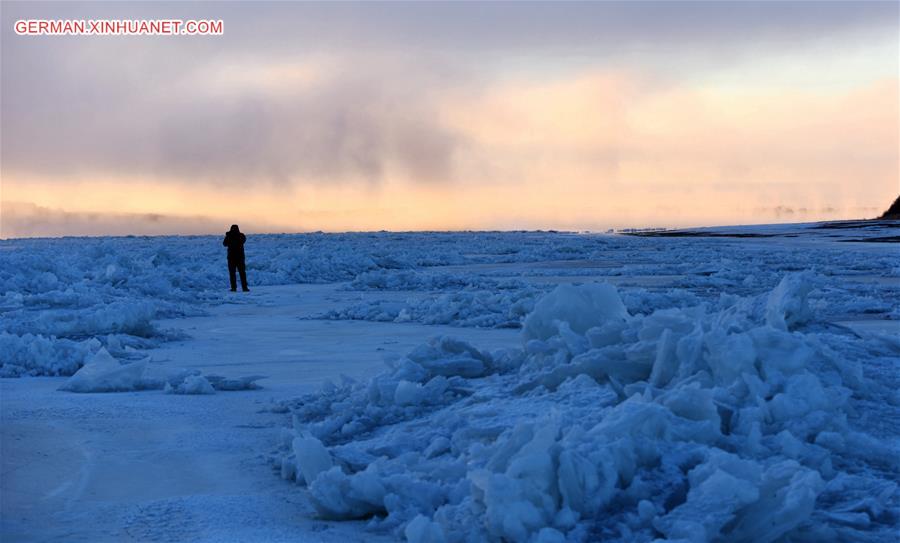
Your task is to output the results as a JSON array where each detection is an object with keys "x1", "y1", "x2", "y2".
[
  {"x1": 2, "y1": 225, "x2": 899, "y2": 541},
  {"x1": 4, "y1": 228, "x2": 897, "y2": 377},
  {"x1": 1, "y1": 232, "x2": 611, "y2": 376}
]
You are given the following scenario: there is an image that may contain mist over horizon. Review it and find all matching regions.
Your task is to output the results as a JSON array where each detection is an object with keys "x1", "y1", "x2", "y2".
[{"x1": 0, "y1": 198, "x2": 890, "y2": 240}]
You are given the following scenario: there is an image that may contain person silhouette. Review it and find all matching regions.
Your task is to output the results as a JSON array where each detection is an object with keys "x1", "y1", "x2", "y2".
[{"x1": 223, "y1": 224, "x2": 249, "y2": 292}]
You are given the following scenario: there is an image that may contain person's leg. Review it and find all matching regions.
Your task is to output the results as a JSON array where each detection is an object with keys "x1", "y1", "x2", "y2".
[
  {"x1": 228, "y1": 260, "x2": 237, "y2": 291},
  {"x1": 238, "y1": 261, "x2": 249, "y2": 291}
]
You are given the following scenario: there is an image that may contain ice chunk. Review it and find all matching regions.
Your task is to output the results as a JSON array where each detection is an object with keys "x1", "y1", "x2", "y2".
[
  {"x1": 204, "y1": 374, "x2": 267, "y2": 390},
  {"x1": 308, "y1": 464, "x2": 388, "y2": 520},
  {"x1": 395, "y1": 380, "x2": 423, "y2": 406},
  {"x1": 407, "y1": 336, "x2": 492, "y2": 378},
  {"x1": 166, "y1": 375, "x2": 216, "y2": 395},
  {"x1": 523, "y1": 347, "x2": 652, "y2": 393},
  {"x1": 523, "y1": 283, "x2": 628, "y2": 341},
  {"x1": 704, "y1": 330, "x2": 755, "y2": 385},
  {"x1": 638, "y1": 499, "x2": 656, "y2": 521},
  {"x1": 141, "y1": 365, "x2": 200, "y2": 389},
  {"x1": 649, "y1": 328, "x2": 678, "y2": 387},
  {"x1": 470, "y1": 418, "x2": 563, "y2": 541},
  {"x1": 58, "y1": 349, "x2": 256, "y2": 395},
  {"x1": 557, "y1": 447, "x2": 618, "y2": 515},
  {"x1": 655, "y1": 467, "x2": 760, "y2": 542},
  {"x1": 405, "y1": 515, "x2": 447, "y2": 543},
  {"x1": 293, "y1": 434, "x2": 334, "y2": 486},
  {"x1": 58, "y1": 348, "x2": 147, "y2": 392},
  {"x1": 535, "y1": 527, "x2": 566, "y2": 543},
  {"x1": 0, "y1": 332, "x2": 97, "y2": 377},
  {"x1": 393, "y1": 359, "x2": 429, "y2": 383},
  {"x1": 726, "y1": 461, "x2": 824, "y2": 543},
  {"x1": 766, "y1": 273, "x2": 813, "y2": 330},
  {"x1": 662, "y1": 383, "x2": 721, "y2": 426}
]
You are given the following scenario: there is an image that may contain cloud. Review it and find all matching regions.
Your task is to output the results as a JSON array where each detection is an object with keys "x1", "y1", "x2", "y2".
[
  {"x1": 2, "y1": 1, "x2": 896, "y2": 189},
  {"x1": 1, "y1": 48, "x2": 468, "y2": 186},
  {"x1": 444, "y1": 70, "x2": 898, "y2": 192},
  {"x1": 0, "y1": 201, "x2": 289, "y2": 238},
  {"x1": 4, "y1": 64, "x2": 896, "y2": 234}
]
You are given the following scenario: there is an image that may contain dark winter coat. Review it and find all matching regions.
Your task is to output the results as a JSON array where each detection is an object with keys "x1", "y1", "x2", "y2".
[{"x1": 223, "y1": 231, "x2": 246, "y2": 263}]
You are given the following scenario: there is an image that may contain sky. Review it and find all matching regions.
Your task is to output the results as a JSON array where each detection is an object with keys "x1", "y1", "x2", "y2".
[{"x1": 1, "y1": 1, "x2": 898, "y2": 237}]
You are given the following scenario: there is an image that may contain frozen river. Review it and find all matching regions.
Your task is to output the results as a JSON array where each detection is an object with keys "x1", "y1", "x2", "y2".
[{"x1": 1, "y1": 225, "x2": 898, "y2": 542}]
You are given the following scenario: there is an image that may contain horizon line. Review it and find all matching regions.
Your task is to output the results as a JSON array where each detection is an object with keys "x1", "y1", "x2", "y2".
[{"x1": 2, "y1": 216, "x2": 894, "y2": 242}]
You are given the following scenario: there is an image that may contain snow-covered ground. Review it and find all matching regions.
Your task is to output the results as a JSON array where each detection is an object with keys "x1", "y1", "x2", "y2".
[{"x1": 1, "y1": 223, "x2": 898, "y2": 542}]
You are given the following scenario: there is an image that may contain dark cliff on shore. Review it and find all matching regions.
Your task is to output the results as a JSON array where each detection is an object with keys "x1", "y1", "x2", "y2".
[{"x1": 879, "y1": 196, "x2": 900, "y2": 220}]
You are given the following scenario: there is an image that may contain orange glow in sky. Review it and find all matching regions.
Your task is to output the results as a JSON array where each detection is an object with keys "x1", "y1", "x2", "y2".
[{"x1": 2, "y1": 2, "x2": 897, "y2": 237}]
